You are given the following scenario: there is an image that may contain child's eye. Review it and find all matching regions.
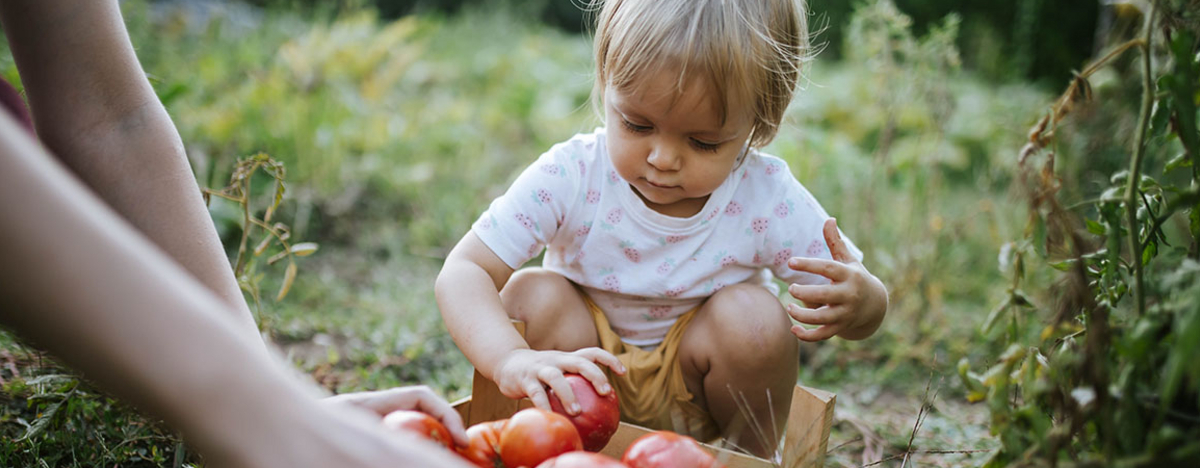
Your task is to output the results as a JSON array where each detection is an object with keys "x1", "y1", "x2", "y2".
[
  {"x1": 691, "y1": 139, "x2": 720, "y2": 153},
  {"x1": 621, "y1": 119, "x2": 652, "y2": 134}
]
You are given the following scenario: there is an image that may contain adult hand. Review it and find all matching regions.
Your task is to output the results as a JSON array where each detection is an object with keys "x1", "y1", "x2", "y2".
[
  {"x1": 492, "y1": 348, "x2": 625, "y2": 415},
  {"x1": 785, "y1": 218, "x2": 888, "y2": 342},
  {"x1": 207, "y1": 396, "x2": 474, "y2": 468},
  {"x1": 324, "y1": 385, "x2": 468, "y2": 447}
]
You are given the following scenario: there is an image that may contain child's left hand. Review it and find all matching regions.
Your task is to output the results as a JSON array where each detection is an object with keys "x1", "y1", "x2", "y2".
[{"x1": 785, "y1": 218, "x2": 888, "y2": 342}]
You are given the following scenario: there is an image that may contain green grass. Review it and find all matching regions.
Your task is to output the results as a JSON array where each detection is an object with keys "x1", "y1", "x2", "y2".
[{"x1": 0, "y1": 1, "x2": 1053, "y2": 465}]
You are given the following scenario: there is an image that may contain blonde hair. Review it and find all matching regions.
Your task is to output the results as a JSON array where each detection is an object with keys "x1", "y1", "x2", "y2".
[{"x1": 590, "y1": 0, "x2": 808, "y2": 148}]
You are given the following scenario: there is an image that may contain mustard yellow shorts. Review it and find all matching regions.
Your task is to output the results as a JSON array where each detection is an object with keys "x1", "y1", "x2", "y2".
[{"x1": 582, "y1": 293, "x2": 722, "y2": 443}]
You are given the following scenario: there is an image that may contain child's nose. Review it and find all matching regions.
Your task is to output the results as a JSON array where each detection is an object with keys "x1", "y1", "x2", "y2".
[{"x1": 646, "y1": 144, "x2": 680, "y2": 171}]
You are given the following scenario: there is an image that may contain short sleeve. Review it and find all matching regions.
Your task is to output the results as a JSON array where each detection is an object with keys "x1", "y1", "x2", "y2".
[
  {"x1": 472, "y1": 140, "x2": 584, "y2": 269},
  {"x1": 765, "y1": 177, "x2": 864, "y2": 285}
]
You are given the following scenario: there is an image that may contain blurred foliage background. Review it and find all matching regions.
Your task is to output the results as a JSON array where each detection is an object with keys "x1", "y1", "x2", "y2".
[{"x1": 2, "y1": 0, "x2": 1191, "y2": 466}]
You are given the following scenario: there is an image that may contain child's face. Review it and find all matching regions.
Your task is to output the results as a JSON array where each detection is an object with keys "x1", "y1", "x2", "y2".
[{"x1": 604, "y1": 68, "x2": 753, "y2": 218}]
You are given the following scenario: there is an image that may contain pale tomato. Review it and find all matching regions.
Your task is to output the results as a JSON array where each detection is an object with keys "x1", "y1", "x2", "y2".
[
  {"x1": 535, "y1": 451, "x2": 630, "y2": 468},
  {"x1": 621, "y1": 431, "x2": 725, "y2": 468}
]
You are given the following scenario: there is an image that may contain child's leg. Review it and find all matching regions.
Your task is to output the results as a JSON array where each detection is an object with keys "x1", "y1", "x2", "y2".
[
  {"x1": 499, "y1": 267, "x2": 600, "y2": 351},
  {"x1": 678, "y1": 284, "x2": 798, "y2": 458}
]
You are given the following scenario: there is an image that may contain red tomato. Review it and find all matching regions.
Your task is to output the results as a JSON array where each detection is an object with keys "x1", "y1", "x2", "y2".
[
  {"x1": 499, "y1": 408, "x2": 583, "y2": 468},
  {"x1": 535, "y1": 451, "x2": 630, "y2": 468},
  {"x1": 381, "y1": 409, "x2": 453, "y2": 450},
  {"x1": 621, "y1": 431, "x2": 726, "y2": 468},
  {"x1": 548, "y1": 374, "x2": 621, "y2": 452},
  {"x1": 458, "y1": 420, "x2": 505, "y2": 468}
]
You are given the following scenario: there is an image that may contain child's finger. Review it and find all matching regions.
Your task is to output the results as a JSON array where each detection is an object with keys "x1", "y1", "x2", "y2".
[
  {"x1": 567, "y1": 360, "x2": 616, "y2": 397},
  {"x1": 524, "y1": 379, "x2": 552, "y2": 411},
  {"x1": 787, "y1": 257, "x2": 850, "y2": 282},
  {"x1": 786, "y1": 303, "x2": 837, "y2": 325},
  {"x1": 538, "y1": 367, "x2": 580, "y2": 415},
  {"x1": 788, "y1": 283, "x2": 842, "y2": 305},
  {"x1": 791, "y1": 323, "x2": 840, "y2": 342},
  {"x1": 823, "y1": 218, "x2": 854, "y2": 263},
  {"x1": 576, "y1": 347, "x2": 627, "y2": 376}
]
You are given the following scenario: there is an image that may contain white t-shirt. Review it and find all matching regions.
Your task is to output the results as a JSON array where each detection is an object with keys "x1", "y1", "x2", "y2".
[{"x1": 473, "y1": 129, "x2": 862, "y2": 347}]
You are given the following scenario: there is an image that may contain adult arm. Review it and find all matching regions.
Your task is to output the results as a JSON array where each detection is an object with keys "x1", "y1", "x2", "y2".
[
  {"x1": 0, "y1": 0, "x2": 259, "y2": 340},
  {"x1": 0, "y1": 112, "x2": 471, "y2": 468}
]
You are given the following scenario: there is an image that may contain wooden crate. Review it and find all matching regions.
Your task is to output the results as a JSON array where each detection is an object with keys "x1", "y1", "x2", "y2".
[{"x1": 451, "y1": 368, "x2": 834, "y2": 468}]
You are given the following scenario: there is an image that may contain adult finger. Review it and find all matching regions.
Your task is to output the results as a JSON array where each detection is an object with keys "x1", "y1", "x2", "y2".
[
  {"x1": 823, "y1": 218, "x2": 855, "y2": 263},
  {"x1": 788, "y1": 257, "x2": 850, "y2": 282},
  {"x1": 791, "y1": 323, "x2": 841, "y2": 342},
  {"x1": 788, "y1": 283, "x2": 845, "y2": 305},
  {"x1": 407, "y1": 388, "x2": 469, "y2": 447},
  {"x1": 538, "y1": 367, "x2": 578, "y2": 415}
]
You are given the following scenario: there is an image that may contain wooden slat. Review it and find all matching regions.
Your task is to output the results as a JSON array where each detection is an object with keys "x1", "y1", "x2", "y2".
[
  {"x1": 467, "y1": 368, "x2": 519, "y2": 425},
  {"x1": 451, "y1": 396, "x2": 471, "y2": 423},
  {"x1": 781, "y1": 385, "x2": 836, "y2": 468}
]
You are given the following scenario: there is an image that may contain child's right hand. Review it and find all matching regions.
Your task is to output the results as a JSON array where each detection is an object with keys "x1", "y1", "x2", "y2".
[{"x1": 492, "y1": 348, "x2": 626, "y2": 415}]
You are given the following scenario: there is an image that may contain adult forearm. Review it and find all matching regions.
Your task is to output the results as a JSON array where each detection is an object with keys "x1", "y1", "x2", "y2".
[
  {"x1": 0, "y1": 0, "x2": 259, "y2": 338},
  {"x1": 0, "y1": 113, "x2": 305, "y2": 460}
]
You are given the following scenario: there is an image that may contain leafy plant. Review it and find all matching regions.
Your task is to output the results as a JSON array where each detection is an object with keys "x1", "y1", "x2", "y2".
[
  {"x1": 963, "y1": 1, "x2": 1200, "y2": 465},
  {"x1": 204, "y1": 153, "x2": 319, "y2": 319}
]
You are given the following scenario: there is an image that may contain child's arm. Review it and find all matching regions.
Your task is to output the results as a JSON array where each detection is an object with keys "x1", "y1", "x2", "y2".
[
  {"x1": 785, "y1": 218, "x2": 888, "y2": 341},
  {"x1": 436, "y1": 231, "x2": 624, "y2": 413}
]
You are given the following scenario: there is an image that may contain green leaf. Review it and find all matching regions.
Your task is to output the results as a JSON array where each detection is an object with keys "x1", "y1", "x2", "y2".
[
  {"x1": 1192, "y1": 202, "x2": 1200, "y2": 240},
  {"x1": 1086, "y1": 219, "x2": 1106, "y2": 235},
  {"x1": 1167, "y1": 31, "x2": 1199, "y2": 160},
  {"x1": 276, "y1": 262, "x2": 297, "y2": 302},
  {"x1": 17, "y1": 396, "x2": 65, "y2": 442},
  {"x1": 1142, "y1": 239, "x2": 1157, "y2": 265},
  {"x1": 290, "y1": 242, "x2": 319, "y2": 257},
  {"x1": 1109, "y1": 170, "x2": 1130, "y2": 186},
  {"x1": 1165, "y1": 152, "x2": 1193, "y2": 172},
  {"x1": 1049, "y1": 258, "x2": 1076, "y2": 271},
  {"x1": 1011, "y1": 290, "x2": 1033, "y2": 307},
  {"x1": 1162, "y1": 295, "x2": 1200, "y2": 410},
  {"x1": 24, "y1": 374, "x2": 76, "y2": 388},
  {"x1": 983, "y1": 296, "x2": 1013, "y2": 333},
  {"x1": 1149, "y1": 96, "x2": 1174, "y2": 140},
  {"x1": 156, "y1": 82, "x2": 189, "y2": 108}
]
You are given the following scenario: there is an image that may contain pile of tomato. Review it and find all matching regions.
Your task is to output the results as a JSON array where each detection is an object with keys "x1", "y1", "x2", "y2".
[{"x1": 382, "y1": 374, "x2": 727, "y2": 468}]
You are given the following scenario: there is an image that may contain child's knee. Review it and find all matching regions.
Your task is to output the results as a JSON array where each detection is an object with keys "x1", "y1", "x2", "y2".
[
  {"x1": 500, "y1": 268, "x2": 572, "y2": 320},
  {"x1": 500, "y1": 268, "x2": 596, "y2": 350},
  {"x1": 701, "y1": 284, "x2": 796, "y2": 367}
]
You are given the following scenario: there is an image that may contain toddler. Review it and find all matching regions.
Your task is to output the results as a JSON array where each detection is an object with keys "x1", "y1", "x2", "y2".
[{"x1": 436, "y1": 0, "x2": 888, "y2": 457}]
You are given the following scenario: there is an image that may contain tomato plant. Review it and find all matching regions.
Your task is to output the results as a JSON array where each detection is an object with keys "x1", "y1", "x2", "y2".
[
  {"x1": 458, "y1": 420, "x2": 505, "y2": 468},
  {"x1": 621, "y1": 431, "x2": 724, "y2": 468},
  {"x1": 498, "y1": 408, "x2": 583, "y2": 468},
  {"x1": 381, "y1": 409, "x2": 453, "y2": 450},
  {"x1": 535, "y1": 451, "x2": 630, "y2": 468},
  {"x1": 548, "y1": 374, "x2": 621, "y2": 452}
]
